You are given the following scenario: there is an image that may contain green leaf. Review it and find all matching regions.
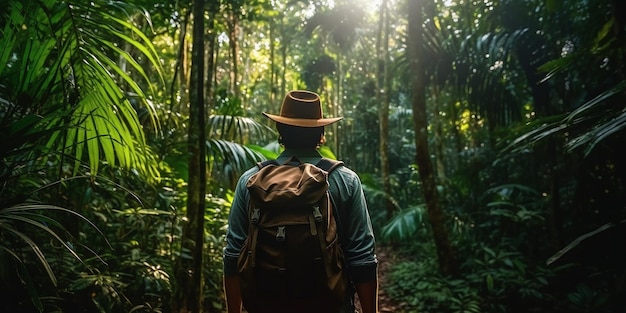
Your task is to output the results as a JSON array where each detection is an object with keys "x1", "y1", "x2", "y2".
[{"x1": 486, "y1": 274, "x2": 494, "y2": 293}]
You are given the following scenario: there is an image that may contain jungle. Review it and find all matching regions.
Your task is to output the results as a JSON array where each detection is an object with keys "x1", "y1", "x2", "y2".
[{"x1": 1, "y1": 0, "x2": 624, "y2": 312}]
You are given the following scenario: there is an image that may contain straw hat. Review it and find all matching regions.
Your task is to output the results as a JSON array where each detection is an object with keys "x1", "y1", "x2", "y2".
[{"x1": 262, "y1": 90, "x2": 343, "y2": 127}]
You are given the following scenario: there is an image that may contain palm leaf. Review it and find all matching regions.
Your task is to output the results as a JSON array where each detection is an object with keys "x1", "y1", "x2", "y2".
[
  {"x1": 0, "y1": 203, "x2": 109, "y2": 310},
  {"x1": 207, "y1": 139, "x2": 266, "y2": 170},
  {"x1": 547, "y1": 220, "x2": 626, "y2": 266},
  {"x1": 207, "y1": 139, "x2": 268, "y2": 188},
  {"x1": 1, "y1": 0, "x2": 163, "y2": 178},
  {"x1": 0, "y1": 203, "x2": 109, "y2": 282},
  {"x1": 208, "y1": 114, "x2": 276, "y2": 144},
  {"x1": 506, "y1": 80, "x2": 626, "y2": 156},
  {"x1": 381, "y1": 205, "x2": 427, "y2": 242}
]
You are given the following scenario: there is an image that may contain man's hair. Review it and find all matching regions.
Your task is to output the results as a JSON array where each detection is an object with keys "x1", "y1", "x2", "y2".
[{"x1": 276, "y1": 123, "x2": 324, "y2": 149}]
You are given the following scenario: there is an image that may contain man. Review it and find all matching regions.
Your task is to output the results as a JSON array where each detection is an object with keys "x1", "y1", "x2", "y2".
[{"x1": 223, "y1": 90, "x2": 378, "y2": 313}]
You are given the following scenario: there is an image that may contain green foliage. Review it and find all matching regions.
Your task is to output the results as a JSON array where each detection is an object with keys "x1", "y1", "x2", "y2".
[
  {"x1": 0, "y1": 204, "x2": 108, "y2": 311},
  {"x1": 49, "y1": 172, "x2": 179, "y2": 312},
  {"x1": 566, "y1": 283, "x2": 611, "y2": 313},
  {"x1": 383, "y1": 132, "x2": 560, "y2": 312},
  {"x1": 462, "y1": 244, "x2": 554, "y2": 312},
  {"x1": 380, "y1": 205, "x2": 426, "y2": 241},
  {"x1": 387, "y1": 258, "x2": 481, "y2": 313},
  {"x1": 0, "y1": 0, "x2": 163, "y2": 178},
  {"x1": 202, "y1": 194, "x2": 233, "y2": 311},
  {"x1": 386, "y1": 224, "x2": 556, "y2": 313},
  {"x1": 1, "y1": 0, "x2": 625, "y2": 312},
  {"x1": 363, "y1": 163, "x2": 422, "y2": 237}
]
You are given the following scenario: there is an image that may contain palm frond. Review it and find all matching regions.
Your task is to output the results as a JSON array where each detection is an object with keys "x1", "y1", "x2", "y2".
[
  {"x1": 547, "y1": 220, "x2": 626, "y2": 266},
  {"x1": 1, "y1": 0, "x2": 163, "y2": 178},
  {"x1": 208, "y1": 114, "x2": 276, "y2": 144},
  {"x1": 206, "y1": 139, "x2": 269, "y2": 188},
  {"x1": 207, "y1": 139, "x2": 266, "y2": 170},
  {"x1": 505, "y1": 81, "x2": 626, "y2": 156},
  {"x1": 380, "y1": 205, "x2": 427, "y2": 242},
  {"x1": 0, "y1": 203, "x2": 109, "y2": 291}
]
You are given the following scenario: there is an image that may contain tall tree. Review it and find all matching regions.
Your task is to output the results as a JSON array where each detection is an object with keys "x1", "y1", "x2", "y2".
[
  {"x1": 376, "y1": 0, "x2": 394, "y2": 219},
  {"x1": 172, "y1": 0, "x2": 206, "y2": 311},
  {"x1": 407, "y1": 0, "x2": 458, "y2": 277},
  {"x1": 224, "y1": 0, "x2": 244, "y2": 99}
]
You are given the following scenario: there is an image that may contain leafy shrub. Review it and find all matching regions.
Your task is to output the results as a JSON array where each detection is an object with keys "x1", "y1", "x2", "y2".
[{"x1": 387, "y1": 260, "x2": 481, "y2": 313}]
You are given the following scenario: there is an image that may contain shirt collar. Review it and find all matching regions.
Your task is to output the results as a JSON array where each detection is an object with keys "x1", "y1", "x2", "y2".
[{"x1": 276, "y1": 148, "x2": 323, "y2": 164}]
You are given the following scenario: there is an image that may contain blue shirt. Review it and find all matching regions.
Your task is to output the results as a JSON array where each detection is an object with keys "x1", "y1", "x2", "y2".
[{"x1": 223, "y1": 149, "x2": 378, "y2": 283}]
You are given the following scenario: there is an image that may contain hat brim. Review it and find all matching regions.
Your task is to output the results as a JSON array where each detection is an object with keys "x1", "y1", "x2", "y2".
[{"x1": 263, "y1": 113, "x2": 343, "y2": 127}]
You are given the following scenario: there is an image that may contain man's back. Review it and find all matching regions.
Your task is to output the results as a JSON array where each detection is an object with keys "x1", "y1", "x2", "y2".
[
  {"x1": 223, "y1": 90, "x2": 378, "y2": 313},
  {"x1": 237, "y1": 158, "x2": 349, "y2": 312}
]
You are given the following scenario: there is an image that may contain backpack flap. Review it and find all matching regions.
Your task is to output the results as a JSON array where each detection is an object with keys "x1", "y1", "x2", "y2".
[{"x1": 246, "y1": 162, "x2": 328, "y2": 207}]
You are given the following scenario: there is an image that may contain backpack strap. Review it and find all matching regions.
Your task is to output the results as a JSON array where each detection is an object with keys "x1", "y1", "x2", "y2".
[
  {"x1": 315, "y1": 159, "x2": 344, "y2": 236},
  {"x1": 316, "y1": 158, "x2": 344, "y2": 173},
  {"x1": 315, "y1": 159, "x2": 344, "y2": 223},
  {"x1": 256, "y1": 159, "x2": 278, "y2": 169}
]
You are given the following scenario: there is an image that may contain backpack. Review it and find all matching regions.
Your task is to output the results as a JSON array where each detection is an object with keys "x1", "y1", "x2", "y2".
[{"x1": 237, "y1": 157, "x2": 349, "y2": 311}]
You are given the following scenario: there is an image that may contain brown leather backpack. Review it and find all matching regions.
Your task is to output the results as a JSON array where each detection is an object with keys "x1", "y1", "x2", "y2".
[{"x1": 237, "y1": 157, "x2": 349, "y2": 312}]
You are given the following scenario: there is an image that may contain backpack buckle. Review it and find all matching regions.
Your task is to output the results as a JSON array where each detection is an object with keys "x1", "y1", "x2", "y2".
[
  {"x1": 313, "y1": 205, "x2": 323, "y2": 223},
  {"x1": 251, "y1": 208, "x2": 260, "y2": 224},
  {"x1": 276, "y1": 226, "x2": 286, "y2": 241}
]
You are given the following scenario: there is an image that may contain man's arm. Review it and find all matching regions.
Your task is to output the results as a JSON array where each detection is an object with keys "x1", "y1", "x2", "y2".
[
  {"x1": 330, "y1": 167, "x2": 379, "y2": 313},
  {"x1": 355, "y1": 280, "x2": 379, "y2": 313},
  {"x1": 224, "y1": 275, "x2": 242, "y2": 313},
  {"x1": 223, "y1": 169, "x2": 255, "y2": 313}
]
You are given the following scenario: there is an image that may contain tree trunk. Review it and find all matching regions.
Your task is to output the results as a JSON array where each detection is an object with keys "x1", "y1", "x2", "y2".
[
  {"x1": 611, "y1": 0, "x2": 626, "y2": 73},
  {"x1": 280, "y1": 26, "x2": 289, "y2": 99},
  {"x1": 169, "y1": 9, "x2": 191, "y2": 126},
  {"x1": 180, "y1": 16, "x2": 191, "y2": 116},
  {"x1": 204, "y1": 24, "x2": 216, "y2": 109},
  {"x1": 205, "y1": 0, "x2": 218, "y2": 156},
  {"x1": 376, "y1": 0, "x2": 394, "y2": 219},
  {"x1": 407, "y1": 0, "x2": 458, "y2": 277},
  {"x1": 172, "y1": 0, "x2": 206, "y2": 311},
  {"x1": 431, "y1": 85, "x2": 446, "y2": 182},
  {"x1": 269, "y1": 22, "x2": 277, "y2": 105},
  {"x1": 334, "y1": 51, "x2": 341, "y2": 154},
  {"x1": 228, "y1": 12, "x2": 240, "y2": 99}
]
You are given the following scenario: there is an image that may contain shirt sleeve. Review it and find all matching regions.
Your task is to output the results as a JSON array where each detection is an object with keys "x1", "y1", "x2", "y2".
[
  {"x1": 329, "y1": 166, "x2": 378, "y2": 283},
  {"x1": 223, "y1": 168, "x2": 256, "y2": 276}
]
